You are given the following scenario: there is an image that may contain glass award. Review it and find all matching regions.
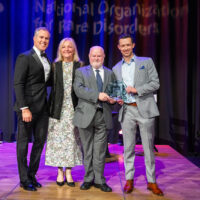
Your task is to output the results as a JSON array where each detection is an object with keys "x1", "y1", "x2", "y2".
[{"x1": 107, "y1": 81, "x2": 127, "y2": 101}]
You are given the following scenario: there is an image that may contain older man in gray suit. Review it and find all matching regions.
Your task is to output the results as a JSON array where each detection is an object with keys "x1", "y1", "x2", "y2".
[
  {"x1": 73, "y1": 46, "x2": 115, "y2": 192},
  {"x1": 112, "y1": 34, "x2": 163, "y2": 196}
]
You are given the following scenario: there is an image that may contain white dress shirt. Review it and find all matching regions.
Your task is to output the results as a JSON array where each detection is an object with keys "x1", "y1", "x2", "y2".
[
  {"x1": 92, "y1": 66, "x2": 104, "y2": 82},
  {"x1": 33, "y1": 46, "x2": 50, "y2": 82}
]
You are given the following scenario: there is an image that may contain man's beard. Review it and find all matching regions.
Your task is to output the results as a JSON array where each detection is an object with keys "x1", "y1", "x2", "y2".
[{"x1": 91, "y1": 62, "x2": 102, "y2": 69}]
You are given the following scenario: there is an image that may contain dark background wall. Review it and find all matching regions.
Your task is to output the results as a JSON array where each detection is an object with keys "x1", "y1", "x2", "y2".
[{"x1": 0, "y1": 0, "x2": 199, "y2": 155}]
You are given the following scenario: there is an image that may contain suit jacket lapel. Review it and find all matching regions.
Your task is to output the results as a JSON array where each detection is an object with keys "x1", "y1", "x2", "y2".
[
  {"x1": 46, "y1": 56, "x2": 51, "y2": 65},
  {"x1": 31, "y1": 49, "x2": 46, "y2": 83},
  {"x1": 87, "y1": 65, "x2": 98, "y2": 91},
  {"x1": 31, "y1": 49, "x2": 43, "y2": 68},
  {"x1": 56, "y1": 61, "x2": 63, "y2": 87},
  {"x1": 117, "y1": 61, "x2": 123, "y2": 81},
  {"x1": 103, "y1": 66, "x2": 108, "y2": 92},
  {"x1": 72, "y1": 61, "x2": 80, "y2": 83},
  {"x1": 133, "y1": 56, "x2": 139, "y2": 87}
]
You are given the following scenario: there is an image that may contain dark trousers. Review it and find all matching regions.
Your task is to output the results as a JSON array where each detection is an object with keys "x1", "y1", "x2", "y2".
[{"x1": 16, "y1": 109, "x2": 48, "y2": 183}]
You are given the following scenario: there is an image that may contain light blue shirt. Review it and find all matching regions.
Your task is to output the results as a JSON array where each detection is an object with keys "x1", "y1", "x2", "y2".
[{"x1": 122, "y1": 56, "x2": 136, "y2": 103}]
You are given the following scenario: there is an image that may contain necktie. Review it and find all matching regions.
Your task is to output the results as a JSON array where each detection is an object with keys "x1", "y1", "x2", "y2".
[
  {"x1": 96, "y1": 69, "x2": 103, "y2": 92},
  {"x1": 41, "y1": 52, "x2": 47, "y2": 58}
]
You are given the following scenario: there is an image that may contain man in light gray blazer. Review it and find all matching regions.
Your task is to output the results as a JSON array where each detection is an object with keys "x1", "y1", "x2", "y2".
[
  {"x1": 112, "y1": 34, "x2": 163, "y2": 196},
  {"x1": 73, "y1": 46, "x2": 115, "y2": 192}
]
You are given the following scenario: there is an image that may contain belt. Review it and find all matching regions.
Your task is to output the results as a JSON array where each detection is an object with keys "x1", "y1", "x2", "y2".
[
  {"x1": 125, "y1": 102, "x2": 137, "y2": 107},
  {"x1": 96, "y1": 107, "x2": 103, "y2": 112}
]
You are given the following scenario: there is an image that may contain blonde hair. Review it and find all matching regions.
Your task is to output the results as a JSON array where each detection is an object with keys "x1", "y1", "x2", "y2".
[{"x1": 55, "y1": 38, "x2": 80, "y2": 62}]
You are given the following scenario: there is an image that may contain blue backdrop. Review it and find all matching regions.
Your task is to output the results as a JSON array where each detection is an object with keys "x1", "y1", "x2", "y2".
[{"x1": 0, "y1": 0, "x2": 200, "y2": 155}]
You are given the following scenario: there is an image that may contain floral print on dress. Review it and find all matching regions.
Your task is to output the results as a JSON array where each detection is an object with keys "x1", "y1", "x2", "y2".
[{"x1": 45, "y1": 62, "x2": 82, "y2": 167}]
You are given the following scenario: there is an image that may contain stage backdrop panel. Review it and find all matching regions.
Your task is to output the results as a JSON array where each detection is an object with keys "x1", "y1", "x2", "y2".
[{"x1": 0, "y1": 0, "x2": 199, "y2": 155}]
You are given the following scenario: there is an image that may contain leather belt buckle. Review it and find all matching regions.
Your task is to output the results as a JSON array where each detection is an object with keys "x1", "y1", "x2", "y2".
[{"x1": 126, "y1": 102, "x2": 137, "y2": 107}]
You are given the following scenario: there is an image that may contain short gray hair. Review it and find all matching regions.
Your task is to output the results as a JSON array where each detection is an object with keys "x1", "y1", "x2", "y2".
[
  {"x1": 34, "y1": 27, "x2": 50, "y2": 37},
  {"x1": 89, "y1": 46, "x2": 104, "y2": 55}
]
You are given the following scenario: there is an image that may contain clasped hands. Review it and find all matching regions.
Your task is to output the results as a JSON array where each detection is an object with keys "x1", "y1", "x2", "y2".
[
  {"x1": 98, "y1": 92, "x2": 124, "y2": 105},
  {"x1": 98, "y1": 86, "x2": 137, "y2": 105}
]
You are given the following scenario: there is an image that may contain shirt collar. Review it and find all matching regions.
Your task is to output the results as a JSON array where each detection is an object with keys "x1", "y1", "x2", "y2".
[
  {"x1": 91, "y1": 65, "x2": 104, "y2": 72},
  {"x1": 122, "y1": 55, "x2": 135, "y2": 64},
  {"x1": 33, "y1": 46, "x2": 44, "y2": 57}
]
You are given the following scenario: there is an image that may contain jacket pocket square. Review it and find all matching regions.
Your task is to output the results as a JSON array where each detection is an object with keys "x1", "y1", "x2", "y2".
[{"x1": 139, "y1": 66, "x2": 145, "y2": 69}]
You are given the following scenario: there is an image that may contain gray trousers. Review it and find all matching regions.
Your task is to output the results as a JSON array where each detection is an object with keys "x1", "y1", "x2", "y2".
[
  {"x1": 78, "y1": 110, "x2": 107, "y2": 184},
  {"x1": 121, "y1": 105, "x2": 156, "y2": 183}
]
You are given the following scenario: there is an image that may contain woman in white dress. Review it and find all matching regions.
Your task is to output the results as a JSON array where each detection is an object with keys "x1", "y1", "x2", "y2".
[{"x1": 45, "y1": 38, "x2": 82, "y2": 187}]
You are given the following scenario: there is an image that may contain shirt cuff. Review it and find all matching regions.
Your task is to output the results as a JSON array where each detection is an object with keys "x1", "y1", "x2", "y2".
[{"x1": 20, "y1": 107, "x2": 29, "y2": 110}]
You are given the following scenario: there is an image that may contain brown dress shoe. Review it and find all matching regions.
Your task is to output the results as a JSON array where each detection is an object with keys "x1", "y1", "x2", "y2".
[
  {"x1": 124, "y1": 180, "x2": 134, "y2": 193},
  {"x1": 147, "y1": 183, "x2": 164, "y2": 196}
]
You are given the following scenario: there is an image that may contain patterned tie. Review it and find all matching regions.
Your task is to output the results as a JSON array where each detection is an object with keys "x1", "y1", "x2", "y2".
[{"x1": 96, "y1": 69, "x2": 103, "y2": 92}]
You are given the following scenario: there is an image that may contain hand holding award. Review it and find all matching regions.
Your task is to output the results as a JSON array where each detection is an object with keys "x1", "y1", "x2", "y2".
[{"x1": 107, "y1": 81, "x2": 127, "y2": 102}]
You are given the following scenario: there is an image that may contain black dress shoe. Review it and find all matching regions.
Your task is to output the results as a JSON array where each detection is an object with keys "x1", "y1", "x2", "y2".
[
  {"x1": 94, "y1": 183, "x2": 112, "y2": 192},
  {"x1": 80, "y1": 182, "x2": 93, "y2": 190},
  {"x1": 66, "y1": 179, "x2": 75, "y2": 187},
  {"x1": 106, "y1": 145, "x2": 111, "y2": 158},
  {"x1": 56, "y1": 181, "x2": 64, "y2": 186},
  {"x1": 20, "y1": 182, "x2": 37, "y2": 191},
  {"x1": 31, "y1": 178, "x2": 42, "y2": 188}
]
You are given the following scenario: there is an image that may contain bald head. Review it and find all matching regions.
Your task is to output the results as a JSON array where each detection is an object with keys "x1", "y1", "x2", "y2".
[{"x1": 89, "y1": 46, "x2": 105, "y2": 69}]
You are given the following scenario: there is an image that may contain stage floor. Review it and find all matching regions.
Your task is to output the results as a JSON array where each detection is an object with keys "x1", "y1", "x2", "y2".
[{"x1": 0, "y1": 143, "x2": 200, "y2": 200}]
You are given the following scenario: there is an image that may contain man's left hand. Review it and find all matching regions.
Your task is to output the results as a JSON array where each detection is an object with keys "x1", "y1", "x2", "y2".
[{"x1": 126, "y1": 86, "x2": 137, "y2": 94}]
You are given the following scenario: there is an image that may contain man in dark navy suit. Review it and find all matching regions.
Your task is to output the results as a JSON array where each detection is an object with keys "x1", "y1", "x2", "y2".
[{"x1": 14, "y1": 27, "x2": 51, "y2": 191}]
